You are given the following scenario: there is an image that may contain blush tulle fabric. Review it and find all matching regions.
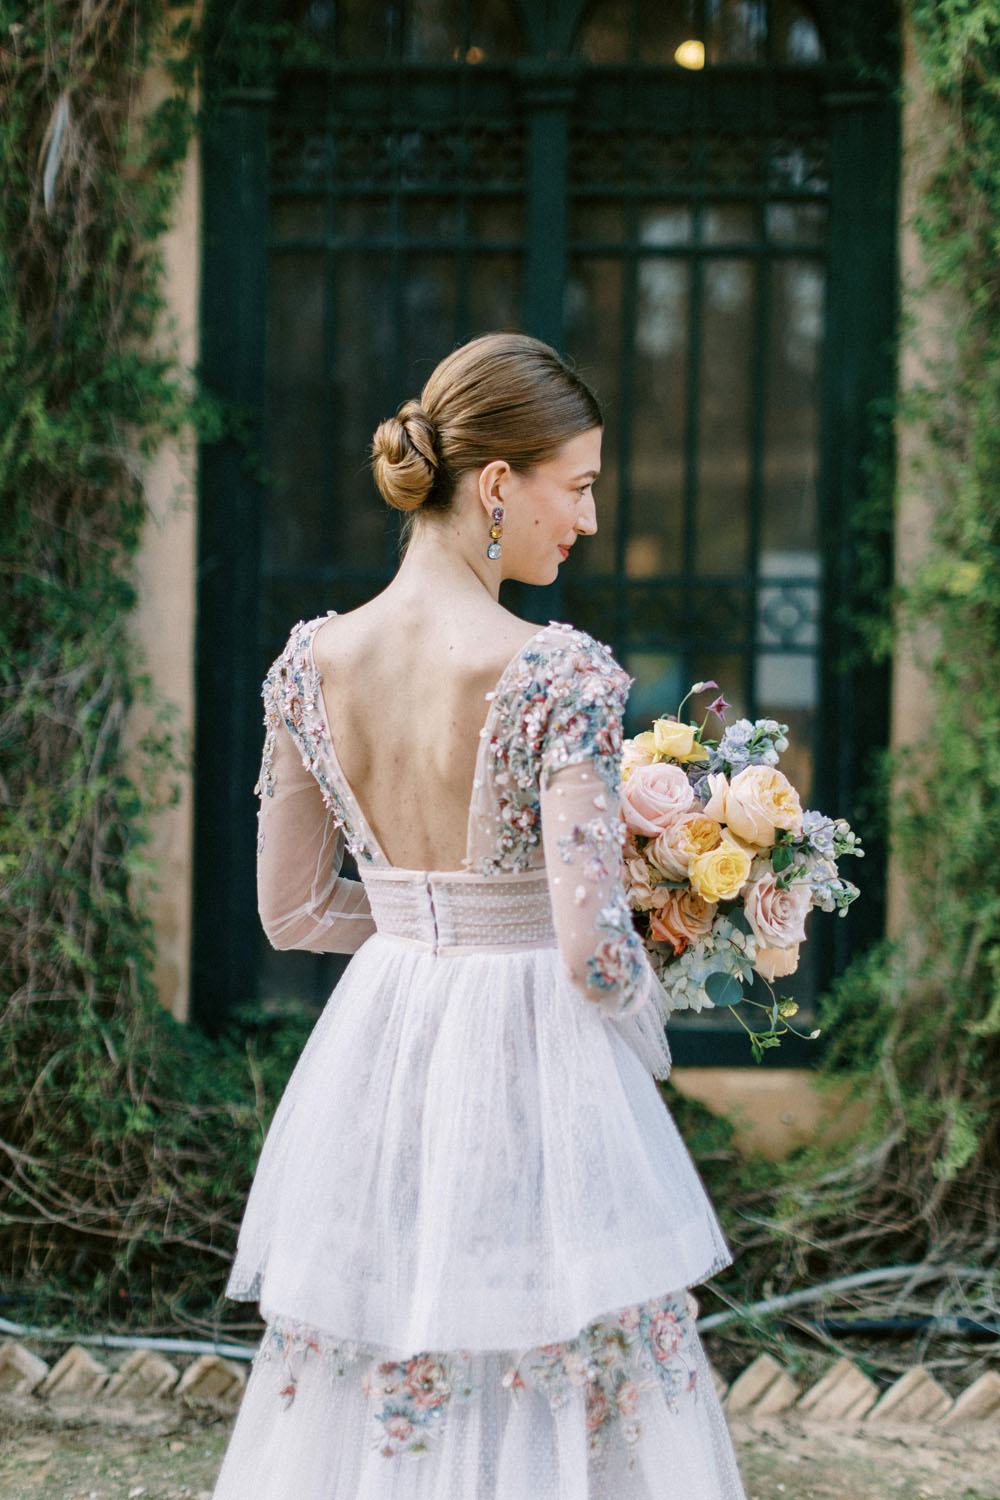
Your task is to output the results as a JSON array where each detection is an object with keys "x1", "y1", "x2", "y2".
[{"x1": 211, "y1": 618, "x2": 746, "y2": 1500}]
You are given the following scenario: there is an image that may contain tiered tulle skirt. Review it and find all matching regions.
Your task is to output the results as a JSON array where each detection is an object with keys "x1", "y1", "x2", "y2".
[{"x1": 213, "y1": 936, "x2": 745, "y2": 1499}]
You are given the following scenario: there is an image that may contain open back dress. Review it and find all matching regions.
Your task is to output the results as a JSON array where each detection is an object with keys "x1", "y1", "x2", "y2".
[{"x1": 211, "y1": 613, "x2": 746, "y2": 1500}]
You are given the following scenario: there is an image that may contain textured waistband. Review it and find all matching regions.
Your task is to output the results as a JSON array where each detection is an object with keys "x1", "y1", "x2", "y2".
[{"x1": 360, "y1": 868, "x2": 555, "y2": 955}]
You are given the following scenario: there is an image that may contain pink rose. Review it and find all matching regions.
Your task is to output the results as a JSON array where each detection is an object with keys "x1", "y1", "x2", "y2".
[
  {"x1": 744, "y1": 869, "x2": 811, "y2": 950},
  {"x1": 385, "y1": 1416, "x2": 413, "y2": 1441},
  {"x1": 617, "y1": 1381, "x2": 641, "y2": 1417},
  {"x1": 754, "y1": 943, "x2": 802, "y2": 981},
  {"x1": 619, "y1": 762, "x2": 696, "y2": 836},
  {"x1": 703, "y1": 765, "x2": 803, "y2": 846},
  {"x1": 649, "y1": 1310, "x2": 682, "y2": 1363},
  {"x1": 586, "y1": 1388, "x2": 610, "y2": 1431},
  {"x1": 404, "y1": 1356, "x2": 449, "y2": 1409},
  {"x1": 648, "y1": 888, "x2": 716, "y2": 955},
  {"x1": 646, "y1": 811, "x2": 723, "y2": 880}
]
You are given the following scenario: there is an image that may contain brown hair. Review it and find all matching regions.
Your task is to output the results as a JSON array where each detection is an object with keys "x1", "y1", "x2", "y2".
[{"x1": 371, "y1": 332, "x2": 602, "y2": 514}]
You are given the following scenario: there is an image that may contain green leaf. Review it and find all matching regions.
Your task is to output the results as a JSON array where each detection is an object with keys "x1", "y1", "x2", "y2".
[
  {"x1": 771, "y1": 845, "x2": 794, "y2": 873},
  {"x1": 705, "y1": 971, "x2": 745, "y2": 1007}
]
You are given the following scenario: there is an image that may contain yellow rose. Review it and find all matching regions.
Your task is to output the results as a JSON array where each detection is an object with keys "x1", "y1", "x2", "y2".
[
  {"x1": 651, "y1": 718, "x2": 710, "y2": 764},
  {"x1": 688, "y1": 836, "x2": 752, "y2": 902}
]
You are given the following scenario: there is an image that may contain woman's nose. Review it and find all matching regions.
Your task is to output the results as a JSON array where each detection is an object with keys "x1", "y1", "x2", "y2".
[{"x1": 576, "y1": 494, "x2": 598, "y2": 534}]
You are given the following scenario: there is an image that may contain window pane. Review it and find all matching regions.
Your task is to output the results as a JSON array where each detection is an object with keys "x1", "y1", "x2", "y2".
[
  {"x1": 266, "y1": 251, "x2": 326, "y2": 570},
  {"x1": 706, "y1": 0, "x2": 766, "y2": 64},
  {"x1": 565, "y1": 257, "x2": 623, "y2": 575},
  {"x1": 763, "y1": 258, "x2": 824, "y2": 553},
  {"x1": 696, "y1": 259, "x2": 754, "y2": 573},
  {"x1": 632, "y1": 259, "x2": 689, "y2": 574},
  {"x1": 271, "y1": 196, "x2": 325, "y2": 242},
  {"x1": 766, "y1": 201, "x2": 826, "y2": 245},
  {"x1": 701, "y1": 202, "x2": 758, "y2": 245},
  {"x1": 771, "y1": 0, "x2": 826, "y2": 63}
]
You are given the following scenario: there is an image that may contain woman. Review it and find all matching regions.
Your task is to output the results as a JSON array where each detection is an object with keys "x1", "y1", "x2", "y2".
[{"x1": 212, "y1": 333, "x2": 745, "y2": 1499}]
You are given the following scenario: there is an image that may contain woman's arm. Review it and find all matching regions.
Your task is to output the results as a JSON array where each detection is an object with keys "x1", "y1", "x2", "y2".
[{"x1": 256, "y1": 717, "x2": 376, "y2": 953}]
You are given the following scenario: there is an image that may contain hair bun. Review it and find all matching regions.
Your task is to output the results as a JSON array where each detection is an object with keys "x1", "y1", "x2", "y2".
[{"x1": 371, "y1": 400, "x2": 439, "y2": 512}]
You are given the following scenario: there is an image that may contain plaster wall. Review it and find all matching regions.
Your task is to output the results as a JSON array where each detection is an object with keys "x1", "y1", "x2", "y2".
[{"x1": 128, "y1": 63, "x2": 201, "y2": 1023}]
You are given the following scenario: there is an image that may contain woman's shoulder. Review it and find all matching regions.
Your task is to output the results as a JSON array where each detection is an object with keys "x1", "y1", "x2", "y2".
[{"x1": 527, "y1": 620, "x2": 629, "y2": 689}]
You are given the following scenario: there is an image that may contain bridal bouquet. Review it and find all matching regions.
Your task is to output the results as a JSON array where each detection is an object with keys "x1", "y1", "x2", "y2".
[{"x1": 620, "y1": 684, "x2": 862, "y2": 1059}]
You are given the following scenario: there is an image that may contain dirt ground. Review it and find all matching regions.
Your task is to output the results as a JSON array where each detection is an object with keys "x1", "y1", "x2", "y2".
[{"x1": 0, "y1": 1399, "x2": 998, "y2": 1500}]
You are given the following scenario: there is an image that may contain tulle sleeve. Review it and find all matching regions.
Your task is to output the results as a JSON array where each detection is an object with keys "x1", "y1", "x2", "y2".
[
  {"x1": 255, "y1": 688, "x2": 375, "y2": 955},
  {"x1": 539, "y1": 641, "x2": 660, "y2": 1018}
]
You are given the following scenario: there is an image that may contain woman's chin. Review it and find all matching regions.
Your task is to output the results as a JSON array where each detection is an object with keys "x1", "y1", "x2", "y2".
[{"x1": 507, "y1": 560, "x2": 560, "y2": 588}]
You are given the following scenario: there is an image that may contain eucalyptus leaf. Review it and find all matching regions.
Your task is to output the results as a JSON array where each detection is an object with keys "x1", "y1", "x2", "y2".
[{"x1": 704, "y1": 971, "x2": 745, "y2": 1008}]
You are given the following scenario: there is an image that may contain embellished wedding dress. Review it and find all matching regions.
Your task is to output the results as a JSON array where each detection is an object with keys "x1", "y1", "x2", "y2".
[{"x1": 212, "y1": 614, "x2": 745, "y2": 1500}]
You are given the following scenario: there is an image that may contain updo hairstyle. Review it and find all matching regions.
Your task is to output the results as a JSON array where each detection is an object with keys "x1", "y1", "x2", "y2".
[{"x1": 371, "y1": 333, "x2": 602, "y2": 515}]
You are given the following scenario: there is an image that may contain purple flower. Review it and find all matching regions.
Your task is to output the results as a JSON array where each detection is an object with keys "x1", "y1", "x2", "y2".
[
  {"x1": 691, "y1": 680, "x2": 718, "y2": 695},
  {"x1": 707, "y1": 694, "x2": 730, "y2": 722}
]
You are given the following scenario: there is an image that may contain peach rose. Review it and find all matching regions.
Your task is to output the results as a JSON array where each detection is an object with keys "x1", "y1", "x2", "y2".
[
  {"x1": 688, "y1": 836, "x2": 752, "y2": 902},
  {"x1": 754, "y1": 943, "x2": 802, "y2": 981},
  {"x1": 743, "y1": 868, "x2": 811, "y2": 950},
  {"x1": 703, "y1": 765, "x2": 803, "y2": 847},
  {"x1": 619, "y1": 762, "x2": 696, "y2": 835},
  {"x1": 646, "y1": 811, "x2": 723, "y2": 880},
  {"x1": 648, "y1": 888, "x2": 717, "y2": 955}
]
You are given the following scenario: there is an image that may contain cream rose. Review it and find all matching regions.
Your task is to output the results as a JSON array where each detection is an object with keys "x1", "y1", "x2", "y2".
[
  {"x1": 648, "y1": 888, "x2": 717, "y2": 955},
  {"x1": 621, "y1": 732, "x2": 658, "y2": 781},
  {"x1": 744, "y1": 869, "x2": 812, "y2": 949},
  {"x1": 688, "y1": 836, "x2": 752, "y2": 902},
  {"x1": 651, "y1": 718, "x2": 709, "y2": 763},
  {"x1": 703, "y1": 765, "x2": 803, "y2": 847},
  {"x1": 646, "y1": 812, "x2": 723, "y2": 880},
  {"x1": 625, "y1": 855, "x2": 660, "y2": 911},
  {"x1": 754, "y1": 943, "x2": 801, "y2": 981},
  {"x1": 619, "y1": 761, "x2": 696, "y2": 835}
]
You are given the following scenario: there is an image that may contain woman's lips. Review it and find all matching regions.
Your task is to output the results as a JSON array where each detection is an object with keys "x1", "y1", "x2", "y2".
[{"x1": 557, "y1": 545, "x2": 571, "y2": 560}]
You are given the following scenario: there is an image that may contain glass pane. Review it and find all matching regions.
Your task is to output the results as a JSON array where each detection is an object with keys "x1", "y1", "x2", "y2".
[
  {"x1": 574, "y1": 0, "x2": 631, "y2": 64},
  {"x1": 624, "y1": 651, "x2": 685, "y2": 731},
  {"x1": 765, "y1": 201, "x2": 826, "y2": 245},
  {"x1": 637, "y1": 0, "x2": 699, "y2": 66},
  {"x1": 701, "y1": 203, "x2": 757, "y2": 245},
  {"x1": 337, "y1": 197, "x2": 394, "y2": 238},
  {"x1": 467, "y1": 253, "x2": 522, "y2": 333},
  {"x1": 266, "y1": 251, "x2": 326, "y2": 570},
  {"x1": 696, "y1": 259, "x2": 754, "y2": 573},
  {"x1": 755, "y1": 649, "x2": 817, "y2": 801},
  {"x1": 333, "y1": 252, "x2": 398, "y2": 568},
  {"x1": 401, "y1": 255, "x2": 458, "y2": 371},
  {"x1": 565, "y1": 257, "x2": 623, "y2": 575},
  {"x1": 405, "y1": 196, "x2": 462, "y2": 239},
  {"x1": 632, "y1": 260, "x2": 689, "y2": 574},
  {"x1": 763, "y1": 259, "x2": 824, "y2": 553},
  {"x1": 640, "y1": 205, "x2": 693, "y2": 247},
  {"x1": 771, "y1": 0, "x2": 826, "y2": 63},
  {"x1": 271, "y1": 196, "x2": 325, "y2": 242},
  {"x1": 470, "y1": 197, "x2": 523, "y2": 241},
  {"x1": 706, "y1": 0, "x2": 766, "y2": 63},
  {"x1": 318, "y1": 0, "x2": 526, "y2": 61},
  {"x1": 572, "y1": 199, "x2": 626, "y2": 244}
]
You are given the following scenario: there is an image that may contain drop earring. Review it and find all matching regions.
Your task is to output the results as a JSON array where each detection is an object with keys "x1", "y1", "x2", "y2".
[{"x1": 487, "y1": 506, "x2": 503, "y2": 560}]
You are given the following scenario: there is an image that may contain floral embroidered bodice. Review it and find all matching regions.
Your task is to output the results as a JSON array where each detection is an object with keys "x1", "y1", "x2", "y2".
[{"x1": 255, "y1": 614, "x2": 659, "y2": 1017}]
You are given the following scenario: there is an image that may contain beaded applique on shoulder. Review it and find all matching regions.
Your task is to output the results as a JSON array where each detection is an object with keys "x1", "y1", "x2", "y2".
[
  {"x1": 255, "y1": 613, "x2": 373, "y2": 863},
  {"x1": 476, "y1": 623, "x2": 631, "y2": 874}
]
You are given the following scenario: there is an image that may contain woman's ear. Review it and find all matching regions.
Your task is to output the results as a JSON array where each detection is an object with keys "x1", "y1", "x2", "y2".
[{"x1": 477, "y1": 459, "x2": 510, "y2": 518}]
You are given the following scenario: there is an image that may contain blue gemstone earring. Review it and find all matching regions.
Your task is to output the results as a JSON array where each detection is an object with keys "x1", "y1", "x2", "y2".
[{"x1": 487, "y1": 506, "x2": 503, "y2": 560}]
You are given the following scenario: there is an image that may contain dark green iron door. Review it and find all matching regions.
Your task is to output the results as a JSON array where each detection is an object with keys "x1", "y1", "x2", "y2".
[{"x1": 196, "y1": 0, "x2": 897, "y2": 1059}]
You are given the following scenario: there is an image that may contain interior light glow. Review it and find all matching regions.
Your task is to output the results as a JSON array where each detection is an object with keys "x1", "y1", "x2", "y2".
[{"x1": 674, "y1": 39, "x2": 706, "y2": 70}]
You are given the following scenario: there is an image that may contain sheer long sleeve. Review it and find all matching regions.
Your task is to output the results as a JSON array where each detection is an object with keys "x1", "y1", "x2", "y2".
[
  {"x1": 537, "y1": 647, "x2": 661, "y2": 1019},
  {"x1": 256, "y1": 716, "x2": 376, "y2": 953}
]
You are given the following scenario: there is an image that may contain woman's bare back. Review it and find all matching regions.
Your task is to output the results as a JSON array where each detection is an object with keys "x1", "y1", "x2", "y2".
[{"x1": 312, "y1": 594, "x2": 540, "y2": 871}]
